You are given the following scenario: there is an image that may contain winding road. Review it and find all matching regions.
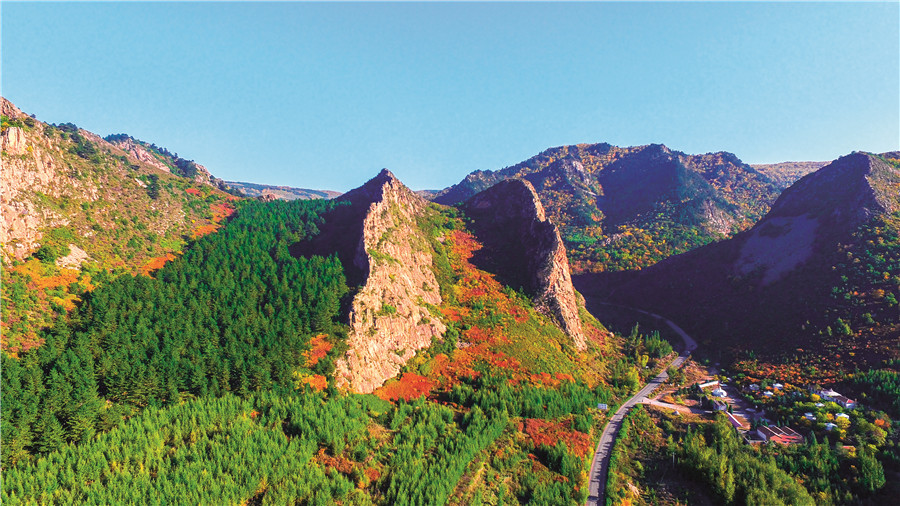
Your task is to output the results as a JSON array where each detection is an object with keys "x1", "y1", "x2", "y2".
[{"x1": 584, "y1": 301, "x2": 697, "y2": 506}]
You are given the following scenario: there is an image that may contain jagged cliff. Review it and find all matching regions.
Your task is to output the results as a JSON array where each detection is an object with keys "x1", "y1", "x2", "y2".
[
  {"x1": 332, "y1": 170, "x2": 446, "y2": 393},
  {"x1": 463, "y1": 179, "x2": 587, "y2": 351},
  {"x1": 1, "y1": 97, "x2": 230, "y2": 263}
]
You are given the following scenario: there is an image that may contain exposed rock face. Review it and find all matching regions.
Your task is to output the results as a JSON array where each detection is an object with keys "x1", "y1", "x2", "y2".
[
  {"x1": 109, "y1": 136, "x2": 172, "y2": 174},
  {"x1": 463, "y1": 179, "x2": 587, "y2": 350},
  {"x1": 333, "y1": 169, "x2": 446, "y2": 393},
  {"x1": 2, "y1": 98, "x2": 80, "y2": 260}
]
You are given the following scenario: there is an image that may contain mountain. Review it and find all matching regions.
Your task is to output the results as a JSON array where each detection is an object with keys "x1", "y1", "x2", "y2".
[
  {"x1": 434, "y1": 143, "x2": 794, "y2": 273},
  {"x1": 291, "y1": 170, "x2": 594, "y2": 392},
  {"x1": 1, "y1": 97, "x2": 236, "y2": 353},
  {"x1": 750, "y1": 160, "x2": 828, "y2": 188},
  {"x1": 224, "y1": 180, "x2": 341, "y2": 201},
  {"x1": 104, "y1": 133, "x2": 234, "y2": 192},
  {"x1": 578, "y1": 152, "x2": 900, "y2": 368},
  {"x1": 3, "y1": 167, "x2": 657, "y2": 505}
]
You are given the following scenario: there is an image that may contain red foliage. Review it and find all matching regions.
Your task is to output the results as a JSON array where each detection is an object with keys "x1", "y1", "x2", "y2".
[
  {"x1": 374, "y1": 373, "x2": 436, "y2": 401},
  {"x1": 185, "y1": 188, "x2": 202, "y2": 196},
  {"x1": 209, "y1": 202, "x2": 235, "y2": 223},
  {"x1": 522, "y1": 418, "x2": 593, "y2": 457},
  {"x1": 304, "y1": 334, "x2": 332, "y2": 367}
]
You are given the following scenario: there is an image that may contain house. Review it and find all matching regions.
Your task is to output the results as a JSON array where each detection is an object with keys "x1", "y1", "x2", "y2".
[
  {"x1": 698, "y1": 380, "x2": 719, "y2": 390},
  {"x1": 825, "y1": 422, "x2": 837, "y2": 431},
  {"x1": 727, "y1": 412, "x2": 748, "y2": 430},
  {"x1": 834, "y1": 395, "x2": 856, "y2": 409},
  {"x1": 804, "y1": 412, "x2": 816, "y2": 421},
  {"x1": 763, "y1": 391, "x2": 774, "y2": 397},
  {"x1": 757, "y1": 426, "x2": 804, "y2": 445},
  {"x1": 749, "y1": 384, "x2": 760, "y2": 392},
  {"x1": 712, "y1": 388, "x2": 727, "y2": 397},
  {"x1": 819, "y1": 389, "x2": 840, "y2": 402},
  {"x1": 713, "y1": 399, "x2": 728, "y2": 411},
  {"x1": 815, "y1": 402, "x2": 825, "y2": 408},
  {"x1": 836, "y1": 413, "x2": 850, "y2": 421},
  {"x1": 773, "y1": 383, "x2": 784, "y2": 390}
]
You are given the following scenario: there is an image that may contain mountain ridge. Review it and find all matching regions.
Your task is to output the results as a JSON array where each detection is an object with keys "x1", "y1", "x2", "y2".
[{"x1": 433, "y1": 142, "x2": 795, "y2": 273}]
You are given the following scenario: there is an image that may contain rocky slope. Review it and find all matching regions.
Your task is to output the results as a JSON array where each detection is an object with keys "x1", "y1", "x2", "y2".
[
  {"x1": 1, "y1": 97, "x2": 234, "y2": 351},
  {"x1": 105, "y1": 134, "x2": 232, "y2": 191},
  {"x1": 323, "y1": 170, "x2": 446, "y2": 393},
  {"x1": 579, "y1": 152, "x2": 900, "y2": 365},
  {"x1": 463, "y1": 179, "x2": 586, "y2": 350},
  {"x1": 435, "y1": 143, "x2": 795, "y2": 272},
  {"x1": 225, "y1": 180, "x2": 341, "y2": 201}
]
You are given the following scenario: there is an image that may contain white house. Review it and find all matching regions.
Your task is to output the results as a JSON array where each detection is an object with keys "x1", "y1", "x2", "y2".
[
  {"x1": 773, "y1": 383, "x2": 784, "y2": 390},
  {"x1": 804, "y1": 412, "x2": 816, "y2": 421},
  {"x1": 825, "y1": 423, "x2": 837, "y2": 431},
  {"x1": 712, "y1": 388, "x2": 727, "y2": 397}
]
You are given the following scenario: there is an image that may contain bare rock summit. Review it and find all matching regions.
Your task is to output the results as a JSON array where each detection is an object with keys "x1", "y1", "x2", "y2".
[
  {"x1": 464, "y1": 179, "x2": 587, "y2": 350},
  {"x1": 333, "y1": 169, "x2": 447, "y2": 393}
]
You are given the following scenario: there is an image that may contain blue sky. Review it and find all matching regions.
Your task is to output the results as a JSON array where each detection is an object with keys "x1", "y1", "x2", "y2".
[{"x1": 2, "y1": 2, "x2": 897, "y2": 192}]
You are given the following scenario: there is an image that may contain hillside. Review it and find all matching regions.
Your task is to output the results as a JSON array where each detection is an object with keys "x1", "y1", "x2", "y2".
[
  {"x1": 435, "y1": 143, "x2": 794, "y2": 272},
  {"x1": 225, "y1": 180, "x2": 341, "y2": 201},
  {"x1": 1, "y1": 98, "x2": 237, "y2": 354},
  {"x1": 3, "y1": 168, "x2": 677, "y2": 504},
  {"x1": 578, "y1": 152, "x2": 900, "y2": 371}
]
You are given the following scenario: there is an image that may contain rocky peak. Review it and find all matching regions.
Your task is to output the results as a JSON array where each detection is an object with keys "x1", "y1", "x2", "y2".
[
  {"x1": 733, "y1": 152, "x2": 899, "y2": 286},
  {"x1": 2, "y1": 97, "x2": 27, "y2": 119},
  {"x1": 463, "y1": 179, "x2": 587, "y2": 350},
  {"x1": 768, "y1": 152, "x2": 898, "y2": 227},
  {"x1": 331, "y1": 170, "x2": 446, "y2": 393}
]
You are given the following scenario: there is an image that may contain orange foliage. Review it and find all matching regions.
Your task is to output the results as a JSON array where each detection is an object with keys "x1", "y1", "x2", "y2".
[
  {"x1": 191, "y1": 224, "x2": 220, "y2": 239},
  {"x1": 185, "y1": 188, "x2": 202, "y2": 196},
  {"x1": 209, "y1": 202, "x2": 235, "y2": 223},
  {"x1": 304, "y1": 334, "x2": 332, "y2": 367},
  {"x1": 374, "y1": 373, "x2": 435, "y2": 401},
  {"x1": 32, "y1": 269, "x2": 80, "y2": 290},
  {"x1": 315, "y1": 448, "x2": 356, "y2": 474},
  {"x1": 302, "y1": 375, "x2": 328, "y2": 391},
  {"x1": 521, "y1": 418, "x2": 593, "y2": 457},
  {"x1": 364, "y1": 467, "x2": 381, "y2": 482},
  {"x1": 141, "y1": 253, "x2": 177, "y2": 277}
]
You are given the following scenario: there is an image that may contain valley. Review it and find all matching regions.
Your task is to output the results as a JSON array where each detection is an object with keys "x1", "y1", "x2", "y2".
[{"x1": 2, "y1": 97, "x2": 898, "y2": 505}]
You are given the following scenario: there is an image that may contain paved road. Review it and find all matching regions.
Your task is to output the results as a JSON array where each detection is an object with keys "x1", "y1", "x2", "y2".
[{"x1": 585, "y1": 301, "x2": 697, "y2": 506}]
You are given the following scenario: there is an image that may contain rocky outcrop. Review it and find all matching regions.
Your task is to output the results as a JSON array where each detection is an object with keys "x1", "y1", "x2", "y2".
[
  {"x1": 108, "y1": 136, "x2": 172, "y2": 174},
  {"x1": 463, "y1": 179, "x2": 587, "y2": 350},
  {"x1": 333, "y1": 170, "x2": 446, "y2": 393},
  {"x1": 2, "y1": 98, "x2": 76, "y2": 260}
]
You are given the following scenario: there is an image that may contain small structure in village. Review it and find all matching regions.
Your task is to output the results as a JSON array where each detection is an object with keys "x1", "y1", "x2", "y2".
[{"x1": 757, "y1": 425, "x2": 804, "y2": 445}]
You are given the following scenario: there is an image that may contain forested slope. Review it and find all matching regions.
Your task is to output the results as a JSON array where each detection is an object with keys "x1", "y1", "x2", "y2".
[{"x1": 3, "y1": 189, "x2": 660, "y2": 504}]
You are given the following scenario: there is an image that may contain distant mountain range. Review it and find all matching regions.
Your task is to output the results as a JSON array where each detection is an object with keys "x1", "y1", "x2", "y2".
[
  {"x1": 434, "y1": 143, "x2": 817, "y2": 272},
  {"x1": 577, "y1": 151, "x2": 900, "y2": 365},
  {"x1": 224, "y1": 181, "x2": 341, "y2": 201}
]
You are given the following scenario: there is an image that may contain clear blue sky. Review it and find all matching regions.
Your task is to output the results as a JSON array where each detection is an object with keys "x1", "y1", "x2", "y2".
[{"x1": 2, "y1": 2, "x2": 897, "y2": 192}]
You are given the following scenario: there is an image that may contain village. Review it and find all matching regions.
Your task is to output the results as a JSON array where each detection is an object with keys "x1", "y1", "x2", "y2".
[{"x1": 639, "y1": 360, "x2": 888, "y2": 454}]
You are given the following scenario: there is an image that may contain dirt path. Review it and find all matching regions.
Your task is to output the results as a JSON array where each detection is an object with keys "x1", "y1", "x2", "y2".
[{"x1": 584, "y1": 299, "x2": 697, "y2": 506}]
